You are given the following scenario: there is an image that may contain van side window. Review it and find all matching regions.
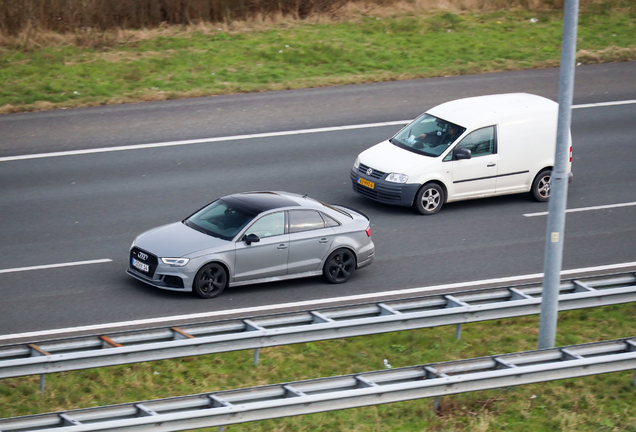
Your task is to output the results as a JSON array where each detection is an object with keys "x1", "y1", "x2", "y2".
[{"x1": 455, "y1": 126, "x2": 496, "y2": 158}]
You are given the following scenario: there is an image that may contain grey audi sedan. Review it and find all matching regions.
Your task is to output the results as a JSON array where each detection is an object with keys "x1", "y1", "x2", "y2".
[{"x1": 127, "y1": 191, "x2": 375, "y2": 298}]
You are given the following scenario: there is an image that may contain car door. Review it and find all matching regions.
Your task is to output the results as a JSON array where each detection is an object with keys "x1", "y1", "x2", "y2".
[
  {"x1": 449, "y1": 126, "x2": 498, "y2": 200},
  {"x1": 287, "y1": 210, "x2": 336, "y2": 274},
  {"x1": 233, "y1": 211, "x2": 289, "y2": 282}
]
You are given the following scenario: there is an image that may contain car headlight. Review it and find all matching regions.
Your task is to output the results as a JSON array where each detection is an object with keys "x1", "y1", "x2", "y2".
[
  {"x1": 353, "y1": 157, "x2": 360, "y2": 169},
  {"x1": 161, "y1": 258, "x2": 190, "y2": 267},
  {"x1": 386, "y1": 173, "x2": 408, "y2": 183}
]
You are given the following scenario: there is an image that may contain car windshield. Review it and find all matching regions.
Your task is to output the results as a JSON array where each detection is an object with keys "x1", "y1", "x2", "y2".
[
  {"x1": 184, "y1": 199, "x2": 256, "y2": 241},
  {"x1": 390, "y1": 114, "x2": 466, "y2": 157}
]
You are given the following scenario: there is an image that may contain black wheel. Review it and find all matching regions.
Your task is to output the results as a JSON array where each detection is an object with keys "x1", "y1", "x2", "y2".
[
  {"x1": 193, "y1": 263, "x2": 227, "y2": 299},
  {"x1": 531, "y1": 169, "x2": 552, "y2": 202},
  {"x1": 323, "y1": 249, "x2": 356, "y2": 284},
  {"x1": 414, "y1": 183, "x2": 445, "y2": 215}
]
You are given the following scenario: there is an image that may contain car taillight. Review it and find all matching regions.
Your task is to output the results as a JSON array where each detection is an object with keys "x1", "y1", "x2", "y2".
[{"x1": 366, "y1": 227, "x2": 371, "y2": 237}]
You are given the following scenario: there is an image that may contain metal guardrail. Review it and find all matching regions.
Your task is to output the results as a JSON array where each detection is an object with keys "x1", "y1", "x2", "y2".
[
  {"x1": 1, "y1": 272, "x2": 636, "y2": 379},
  {"x1": 1, "y1": 337, "x2": 635, "y2": 431}
]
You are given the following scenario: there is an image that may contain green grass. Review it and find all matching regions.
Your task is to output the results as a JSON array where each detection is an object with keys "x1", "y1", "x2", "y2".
[
  {"x1": 2, "y1": 303, "x2": 636, "y2": 430},
  {"x1": 0, "y1": 4, "x2": 635, "y2": 113}
]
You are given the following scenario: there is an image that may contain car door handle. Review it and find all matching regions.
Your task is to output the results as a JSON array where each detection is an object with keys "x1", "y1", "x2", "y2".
[
  {"x1": 277, "y1": 244, "x2": 288, "y2": 249},
  {"x1": 487, "y1": 163, "x2": 496, "y2": 167},
  {"x1": 319, "y1": 238, "x2": 330, "y2": 243}
]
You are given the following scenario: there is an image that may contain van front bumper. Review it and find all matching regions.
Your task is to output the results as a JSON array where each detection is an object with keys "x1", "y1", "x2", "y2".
[{"x1": 350, "y1": 168, "x2": 419, "y2": 207}]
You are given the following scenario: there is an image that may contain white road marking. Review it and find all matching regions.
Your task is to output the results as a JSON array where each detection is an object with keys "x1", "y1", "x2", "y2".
[
  {"x1": 2, "y1": 98, "x2": 635, "y2": 163},
  {"x1": 0, "y1": 259, "x2": 112, "y2": 274},
  {"x1": 572, "y1": 99, "x2": 636, "y2": 109},
  {"x1": 2, "y1": 261, "x2": 635, "y2": 341},
  {"x1": 0, "y1": 120, "x2": 410, "y2": 162},
  {"x1": 524, "y1": 201, "x2": 636, "y2": 217}
]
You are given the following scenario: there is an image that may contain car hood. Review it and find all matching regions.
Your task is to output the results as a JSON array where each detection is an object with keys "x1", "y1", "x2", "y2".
[
  {"x1": 134, "y1": 222, "x2": 230, "y2": 258},
  {"x1": 359, "y1": 140, "x2": 439, "y2": 175}
]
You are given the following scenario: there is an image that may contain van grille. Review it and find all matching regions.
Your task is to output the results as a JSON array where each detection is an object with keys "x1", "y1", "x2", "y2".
[
  {"x1": 350, "y1": 171, "x2": 403, "y2": 203},
  {"x1": 357, "y1": 163, "x2": 385, "y2": 180}
]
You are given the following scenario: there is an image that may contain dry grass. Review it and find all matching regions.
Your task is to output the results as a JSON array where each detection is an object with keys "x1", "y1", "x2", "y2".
[
  {"x1": 0, "y1": 0, "x2": 624, "y2": 50},
  {"x1": 0, "y1": 0, "x2": 562, "y2": 50}
]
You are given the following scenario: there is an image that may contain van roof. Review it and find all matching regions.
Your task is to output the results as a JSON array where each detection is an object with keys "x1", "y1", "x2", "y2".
[{"x1": 426, "y1": 93, "x2": 558, "y2": 130}]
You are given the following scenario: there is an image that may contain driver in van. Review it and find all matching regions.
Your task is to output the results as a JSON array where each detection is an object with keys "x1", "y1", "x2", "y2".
[
  {"x1": 439, "y1": 124, "x2": 460, "y2": 146},
  {"x1": 417, "y1": 123, "x2": 460, "y2": 147}
]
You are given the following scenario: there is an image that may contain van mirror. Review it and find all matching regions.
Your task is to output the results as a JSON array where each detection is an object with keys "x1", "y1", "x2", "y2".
[{"x1": 455, "y1": 148, "x2": 472, "y2": 160}]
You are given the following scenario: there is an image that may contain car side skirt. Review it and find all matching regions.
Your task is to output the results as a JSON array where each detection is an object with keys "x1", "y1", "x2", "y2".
[{"x1": 229, "y1": 270, "x2": 324, "y2": 287}]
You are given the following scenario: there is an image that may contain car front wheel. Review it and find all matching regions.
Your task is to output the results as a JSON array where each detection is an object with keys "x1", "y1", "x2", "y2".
[
  {"x1": 414, "y1": 183, "x2": 445, "y2": 215},
  {"x1": 323, "y1": 249, "x2": 356, "y2": 284},
  {"x1": 193, "y1": 263, "x2": 227, "y2": 299},
  {"x1": 531, "y1": 169, "x2": 552, "y2": 202}
]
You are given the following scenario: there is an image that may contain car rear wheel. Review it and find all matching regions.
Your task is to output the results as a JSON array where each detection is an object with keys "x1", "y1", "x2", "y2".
[
  {"x1": 531, "y1": 169, "x2": 552, "y2": 202},
  {"x1": 193, "y1": 263, "x2": 227, "y2": 299},
  {"x1": 414, "y1": 183, "x2": 445, "y2": 215},
  {"x1": 323, "y1": 249, "x2": 356, "y2": 284}
]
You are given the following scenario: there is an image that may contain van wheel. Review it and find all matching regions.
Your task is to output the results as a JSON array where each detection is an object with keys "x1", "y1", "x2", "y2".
[
  {"x1": 531, "y1": 169, "x2": 552, "y2": 202},
  {"x1": 414, "y1": 183, "x2": 445, "y2": 215}
]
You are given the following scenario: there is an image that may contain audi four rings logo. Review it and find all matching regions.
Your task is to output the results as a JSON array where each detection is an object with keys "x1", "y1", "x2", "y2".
[
  {"x1": 137, "y1": 252, "x2": 148, "y2": 260},
  {"x1": 366, "y1": 168, "x2": 373, "y2": 176}
]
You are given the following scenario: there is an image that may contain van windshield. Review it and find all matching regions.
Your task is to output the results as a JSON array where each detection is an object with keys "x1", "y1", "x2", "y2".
[{"x1": 390, "y1": 114, "x2": 466, "y2": 157}]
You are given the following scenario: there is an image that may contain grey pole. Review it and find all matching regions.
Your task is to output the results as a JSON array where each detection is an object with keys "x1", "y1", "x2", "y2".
[{"x1": 538, "y1": 0, "x2": 579, "y2": 349}]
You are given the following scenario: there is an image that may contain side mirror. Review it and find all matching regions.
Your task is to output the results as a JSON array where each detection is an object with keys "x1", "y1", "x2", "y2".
[
  {"x1": 243, "y1": 233, "x2": 260, "y2": 245},
  {"x1": 454, "y1": 148, "x2": 472, "y2": 160}
]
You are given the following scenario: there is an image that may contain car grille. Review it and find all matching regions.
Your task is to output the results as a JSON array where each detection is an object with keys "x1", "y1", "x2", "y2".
[
  {"x1": 357, "y1": 163, "x2": 386, "y2": 180},
  {"x1": 129, "y1": 247, "x2": 159, "y2": 278},
  {"x1": 350, "y1": 170, "x2": 404, "y2": 203}
]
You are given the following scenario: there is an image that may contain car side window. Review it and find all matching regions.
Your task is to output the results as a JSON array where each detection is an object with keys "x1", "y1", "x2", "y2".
[
  {"x1": 456, "y1": 126, "x2": 496, "y2": 158},
  {"x1": 289, "y1": 210, "x2": 326, "y2": 233},
  {"x1": 320, "y1": 213, "x2": 341, "y2": 227},
  {"x1": 244, "y1": 212, "x2": 286, "y2": 239}
]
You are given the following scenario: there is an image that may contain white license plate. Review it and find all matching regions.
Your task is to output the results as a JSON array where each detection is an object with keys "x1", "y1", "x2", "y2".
[{"x1": 132, "y1": 258, "x2": 149, "y2": 273}]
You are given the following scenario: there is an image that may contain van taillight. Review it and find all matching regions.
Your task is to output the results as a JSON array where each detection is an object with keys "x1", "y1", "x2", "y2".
[
  {"x1": 569, "y1": 146, "x2": 572, "y2": 162},
  {"x1": 366, "y1": 227, "x2": 371, "y2": 237}
]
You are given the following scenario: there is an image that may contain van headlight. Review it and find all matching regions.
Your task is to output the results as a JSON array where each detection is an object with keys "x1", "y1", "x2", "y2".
[
  {"x1": 386, "y1": 173, "x2": 408, "y2": 183},
  {"x1": 353, "y1": 157, "x2": 360, "y2": 169},
  {"x1": 161, "y1": 258, "x2": 190, "y2": 267}
]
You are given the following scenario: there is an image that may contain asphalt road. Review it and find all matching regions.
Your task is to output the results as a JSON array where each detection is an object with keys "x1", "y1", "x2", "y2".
[{"x1": 0, "y1": 62, "x2": 635, "y2": 338}]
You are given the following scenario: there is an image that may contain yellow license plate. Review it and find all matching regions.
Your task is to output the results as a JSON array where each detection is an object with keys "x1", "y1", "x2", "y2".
[{"x1": 358, "y1": 178, "x2": 375, "y2": 189}]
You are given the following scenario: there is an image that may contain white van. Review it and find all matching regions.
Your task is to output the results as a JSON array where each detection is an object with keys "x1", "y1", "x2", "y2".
[{"x1": 351, "y1": 93, "x2": 573, "y2": 215}]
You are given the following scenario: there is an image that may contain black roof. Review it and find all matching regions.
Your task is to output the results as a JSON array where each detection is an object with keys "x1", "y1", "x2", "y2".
[{"x1": 224, "y1": 192, "x2": 300, "y2": 214}]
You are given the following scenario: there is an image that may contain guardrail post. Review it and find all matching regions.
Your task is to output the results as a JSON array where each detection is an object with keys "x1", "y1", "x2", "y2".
[
  {"x1": 433, "y1": 396, "x2": 440, "y2": 412},
  {"x1": 254, "y1": 348, "x2": 260, "y2": 365},
  {"x1": 455, "y1": 324, "x2": 462, "y2": 340},
  {"x1": 28, "y1": 344, "x2": 50, "y2": 393},
  {"x1": 218, "y1": 426, "x2": 224, "y2": 432}
]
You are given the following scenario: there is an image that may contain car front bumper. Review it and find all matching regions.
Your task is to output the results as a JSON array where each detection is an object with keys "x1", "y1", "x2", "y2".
[
  {"x1": 127, "y1": 247, "x2": 193, "y2": 292},
  {"x1": 350, "y1": 167, "x2": 419, "y2": 207}
]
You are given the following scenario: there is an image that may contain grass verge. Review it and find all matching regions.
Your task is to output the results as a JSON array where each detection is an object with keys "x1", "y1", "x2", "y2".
[
  {"x1": 0, "y1": 2, "x2": 635, "y2": 114},
  {"x1": 1, "y1": 302, "x2": 636, "y2": 430}
]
